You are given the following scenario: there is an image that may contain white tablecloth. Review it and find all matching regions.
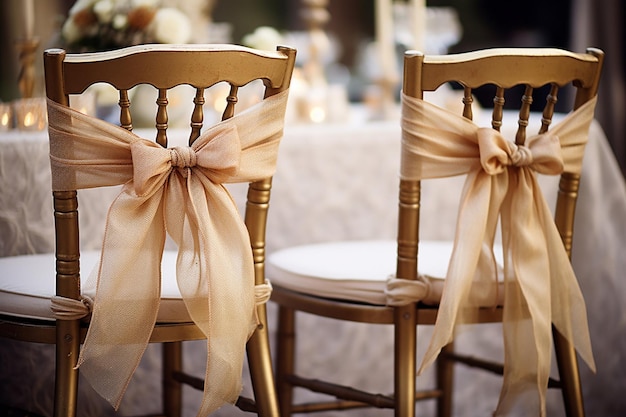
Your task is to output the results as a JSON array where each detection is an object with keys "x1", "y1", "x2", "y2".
[{"x1": 1, "y1": 108, "x2": 625, "y2": 416}]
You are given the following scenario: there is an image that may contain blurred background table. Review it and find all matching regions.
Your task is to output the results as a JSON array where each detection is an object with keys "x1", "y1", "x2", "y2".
[
  {"x1": 0, "y1": 0, "x2": 624, "y2": 415},
  {"x1": 1, "y1": 107, "x2": 625, "y2": 416}
]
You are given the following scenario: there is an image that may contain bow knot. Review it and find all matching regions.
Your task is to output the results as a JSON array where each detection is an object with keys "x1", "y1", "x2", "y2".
[
  {"x1": 400, "y1": 93, "x2": 598, "y2": 417},
  {"x1": 170, "y1": 146, "x2": 197, "y2": 169},
  {"x1": 510, "y1": 144, "x2": 533, "y2": 166},
  {"x1": 46, "y1": 89, "x2": 290, "y2": 417},
  {"x1": 477, "y1": 127, "x2": 564, "y2": 176}
]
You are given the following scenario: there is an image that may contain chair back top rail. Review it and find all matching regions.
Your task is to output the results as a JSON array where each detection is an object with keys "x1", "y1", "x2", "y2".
[
  {"x1": 44, "y1": 44, "x2": 295, "y2": 106},
  {"x1": 403, "y1": 47, "x2": 604, "y2": 149},
  {"x1": 404, "y1": 47, "x2": 604, "y2": 106},
  {"x1": 44, "y1": 44, "x2": 296, "y2": 147}
]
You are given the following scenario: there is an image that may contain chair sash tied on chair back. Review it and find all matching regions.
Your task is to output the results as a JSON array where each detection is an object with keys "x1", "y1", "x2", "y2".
[
  {"x1": 47, "y1": 89, "x2": 289, "y2": 416},
  {"x1": 399, "y1": 93, "x2": 597, "y2": 416}
]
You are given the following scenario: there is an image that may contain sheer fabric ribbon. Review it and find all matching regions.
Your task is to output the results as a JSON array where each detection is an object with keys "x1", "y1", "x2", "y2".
[
  {"x1": 400, "y1": 93, "x2": 597, "y2": 416},
  {"x1": 47, "y1": 89, "x2": 289, "y2": 416}
]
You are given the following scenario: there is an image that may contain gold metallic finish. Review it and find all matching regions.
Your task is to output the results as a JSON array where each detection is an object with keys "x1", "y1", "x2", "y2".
[
  {"x1": 271, "y1": 47, "x2": 603, "y2": 417},
  {"x1": 1, "y1": 44, "x2": 296, "y2": 417}
]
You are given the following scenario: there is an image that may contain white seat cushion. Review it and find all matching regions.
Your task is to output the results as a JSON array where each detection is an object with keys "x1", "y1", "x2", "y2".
[
  {"x1": 267, "y1": 240, "x2": 503, "y2": 306},
  {"x1": 0, "y1": 250, "x2": 191, "y2": 322}
]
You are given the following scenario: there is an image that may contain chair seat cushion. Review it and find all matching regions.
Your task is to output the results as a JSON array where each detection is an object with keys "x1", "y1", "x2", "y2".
[
  {"x1": 0, "y1": 251, "x2": 190, "y2": 323},
  {"x1": 267, "y1": 240, "x2": 503, "y2": 306}
]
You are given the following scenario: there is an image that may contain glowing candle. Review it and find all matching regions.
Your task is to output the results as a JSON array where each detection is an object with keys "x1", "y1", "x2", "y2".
[
  {"x1": 0, "y1": 103, "x2": 13, "y2": 131},
  {"x1": 24, "y1": 111, "x2": 34, "y2": 127},
  {"x1": 15, "y1": 98, "x2": 47, "y2": 131}
]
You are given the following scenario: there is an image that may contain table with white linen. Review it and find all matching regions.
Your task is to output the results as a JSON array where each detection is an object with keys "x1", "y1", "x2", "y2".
[{"x1": 1, "y1": 107, "x2": 625, "y2": 416}]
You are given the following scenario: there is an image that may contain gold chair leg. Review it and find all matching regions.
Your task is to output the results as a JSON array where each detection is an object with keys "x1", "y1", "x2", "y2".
[
  {"x1": 163, "y1": 341, "x2": 182, "y2": 417},
  {"x1": 436, "y1": 342, "x2": 454, "y2": 417},
  {"x1": 54, "y1": 320, "x2": 80, "y2": 417},
  {"x1": 247, "y1": 303, "x2": 281, "y2": 417},
  {"x1": 276, "y1": 305, "x2": 296, "y2": 417},
  {"x1": 394, "y1": 304, "x2": 417, "y2": 417},
  {"x1": 553, "y1": 326, "x2": 585, "y2": 417}
]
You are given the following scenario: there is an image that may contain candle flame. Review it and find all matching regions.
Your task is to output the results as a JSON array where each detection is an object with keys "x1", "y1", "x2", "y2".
[
  {"x1": 309, "y1": 106, "x2": 326, "y2": 123},
  {"x1": 24, "y1": 111, "x2": 35, "y2": 127}
]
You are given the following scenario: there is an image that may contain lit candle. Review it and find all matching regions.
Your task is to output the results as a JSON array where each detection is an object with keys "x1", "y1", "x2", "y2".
[
  {"x1": 15, "y1": 98, "x2": 47, "y2": 131},
  {"x1": 24, "y1": 111, "x2": 35, "y2": 127},
  {"x1": 24, "y1": 0, "x2": 35, "y2": 39},
  {"x1": 411, "y1": 0, "x2": 426, "y2": 52},
  {"x1": 0, "y1": 103, "x2": 13, "y2": 131},
  {"x1": 375, "y1": 0, "x2": 396, "y2": 81}
]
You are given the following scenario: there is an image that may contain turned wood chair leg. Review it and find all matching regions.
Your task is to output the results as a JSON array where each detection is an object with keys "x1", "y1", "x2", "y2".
[
  {"x1": 246, "y1": 303, "x2": 281, "y2": 417},
  {"x1": 436, "y1": 342, "x2": 454, "y2": 417},
  {"x1": 276, "y1": 305, "x2": 296, "y2": 417},
  {"x1": 54, "y1": 320, "x2": 80, "y2": 417},
  {"x1": 163, "y1": 341, "x2": 182, "y2": 417},
  {"x1": 553, "y1": 326, "x2": 585, "y2": 417},
  {"x1": 394, "y1": 304, "x2": 417, "y2": 417}
]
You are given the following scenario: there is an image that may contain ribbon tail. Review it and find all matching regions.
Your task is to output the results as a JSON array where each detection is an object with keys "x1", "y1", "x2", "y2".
[
  {"x1": 496, "y1": 171, "x2": 553, "y2": 416},
  {"x1": 548, "y1": 259, "x2": 596, "y2": 373},
  {"x1": 77, "y1": 186, "x2": 166, "y2": 409},
  {"x1": 419, "y1": 170, "x2": 494, "y2": 373},
  {"x1": 540, "y1": 185, "x2": 596, "y2": 373},
  {"x1": 165, "y1": 174, "x2": 256, "y2": 415}
]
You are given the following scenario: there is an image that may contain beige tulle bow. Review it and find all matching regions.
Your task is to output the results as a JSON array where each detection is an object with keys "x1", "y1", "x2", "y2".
[
  {"x1": 47, "y1": 89, "x2": 289, "y2": 416},
  {"x1": 400, "y1": 93, "x2": 597, "y2": 416}
]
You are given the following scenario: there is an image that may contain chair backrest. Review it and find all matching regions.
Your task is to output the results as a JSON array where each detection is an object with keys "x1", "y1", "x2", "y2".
[
  {"x1": 399, "y1": 48, "x2": 604, "y2": 415},
  {"x1": 398, "y1": 47, "x2": 604, "y2": 280},
  {"x1": 43, "y1": 43, "x2": 296, "y2": 307},
  {"x1": 43, "y1": 44, "x2": 296, "y2": 415}
]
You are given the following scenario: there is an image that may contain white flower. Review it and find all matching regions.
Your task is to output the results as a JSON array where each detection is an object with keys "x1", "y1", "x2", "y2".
[
  {"x1": 148, "y1": 7, "x2": 191, "y2": 44},
  {"x1": 69, "y1": 0, "x2": 96, "y2": 15},
  {"x1": 63, "y1": 0, "x2": 193, "y2": 50},
  {"x1": 131, "y1": 0, "x2": 159, "y2": 7},
  {"x1": 93, "y1": 0, "x2": 114, "y2": 23},
  {"x1": 242, "y1": 26, "x2": 283, "y2": 51},
  {"x1": 111, "y1": 13, "x2": 127, "y2": 30},
  {"x1": 61, "y1": 18, "x2": 83, "y2": 44}
]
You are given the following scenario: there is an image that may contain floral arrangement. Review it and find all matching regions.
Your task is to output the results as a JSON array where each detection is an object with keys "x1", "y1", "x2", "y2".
[
  {"x1": 61, "y1": 0, "x2": 192, "y2": 52},
  {"x1": 242, "y1": 26, "x2": 284, "y2": 51}
]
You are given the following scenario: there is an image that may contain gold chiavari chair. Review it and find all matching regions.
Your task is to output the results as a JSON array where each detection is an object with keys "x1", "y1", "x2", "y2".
[
  {"x1": 267, "y1": 47, "x2": 603, "y2": 416},
  {"x1": 0, "y1": 44, "x2": 296, "y2": 417}
]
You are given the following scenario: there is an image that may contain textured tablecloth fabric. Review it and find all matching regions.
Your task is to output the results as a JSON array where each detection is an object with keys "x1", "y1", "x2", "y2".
[{"x1": 1, "y1": 111, "x2": 625, "y2": 416}]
